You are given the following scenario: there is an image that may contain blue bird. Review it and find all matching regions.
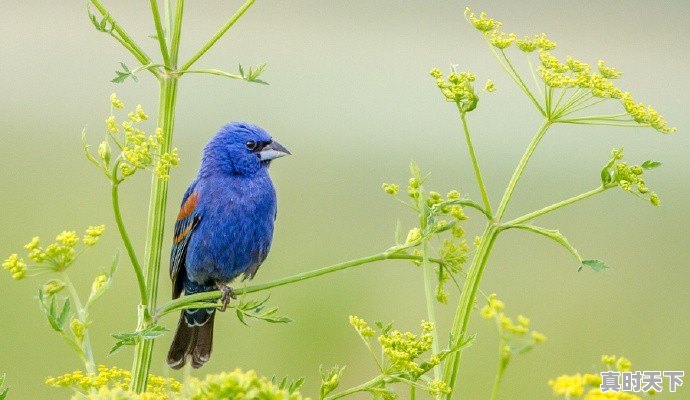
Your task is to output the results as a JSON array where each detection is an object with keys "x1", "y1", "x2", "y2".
[{"x1": 167, "y1": 122, "x2": 290, "y2": 369}]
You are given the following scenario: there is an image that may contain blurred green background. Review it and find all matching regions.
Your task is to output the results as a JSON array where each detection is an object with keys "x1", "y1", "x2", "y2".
[{"x1": 1, "y1": 1, "x2": 688, "y2": 398}]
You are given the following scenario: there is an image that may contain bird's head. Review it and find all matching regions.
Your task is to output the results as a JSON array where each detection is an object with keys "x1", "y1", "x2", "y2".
[{"x1": 200, "y1": 122, "x2": 290, "y2": 177}]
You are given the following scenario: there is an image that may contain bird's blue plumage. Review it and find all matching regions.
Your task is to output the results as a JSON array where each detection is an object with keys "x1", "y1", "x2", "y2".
[{"x1": 167, "y1": 122, "x2": 289, "y2": 369}]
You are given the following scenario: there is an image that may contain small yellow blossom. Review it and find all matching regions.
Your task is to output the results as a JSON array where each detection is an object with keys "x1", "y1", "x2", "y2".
[
  {"x1": 465, "y1": 8, "x2": 502, "y2": 32},
  {"x1": 47, "y1": 365, "x2": 181, "y2": 399},
  {"x1": 349, "y1": 315, "x2": 375, "y2": 337},
  {"x1": 516, "y1": 35, "x2": 539, "y2": 52},
  {"x1": 135, "y1": 105, "x2": 148, "y2": 120},
  {"x1": 598, "y1": 60, "x2": 622, "y2": 79},
  {"x1": 110, "y1": 93, "x2": 124, "y2": 109},
  {"x1": 517, "y1": 314, "x2": 530, "y2": 327},
  {"x1": 446, "y1": 190, "x2": 461, "y2": 199},
  {"x1": 531, "y1": 331, "x2": 547, "y2": 343},
  {"x1": 615, "y1": 357, "x2": 631, "y2": 372},
  {"x1": 382, "y1": 183, "x2": 399, "y2": 195},
  {"x1": 24, "y1": 236, "x2": 40, "y2": 250},
  {"x1": 70, "y1": 318, "x2": 86, "y2": 341},
  {"x1": 91, "y1": 274, "x2": 108, "y2": 294},
  {"x1": 490, "y1": 31, "x2": 516, "y2": 49},
  {"x1": 106, "y1": 115, "x2": 119, "y2": 134},
  {"x1": 183, "y1": 369, "x2": 304, "y2": 400},
  {"x1": 485, "y1": 80, "x2": 496, "y2": 92},
  {"x1": 3, "y1": 253, "x2": 26, "y2": 280},
  {"x1": 480, "y1": 305, "x2": 496, "y2": 319},
  {"x1": 602, "y1": 354, "x2": 616, "y2": 365},
  {"x1": 534, "y1": 33, "x2": 557, "y2": 50},
  {"x1": 583, "y1": 373, "x2": 602, "y2": 386},
  {"x1": 548, "y1": 374, "x2": 584, "y2": 397},
  {"x1": 405, "y1": 228, "x2": 422, "y2": 244},
  {"x1": 43, "y1": 279, "x2": 66, "y2": 295},
  {"x1": 427, "y1": 379, "x2": 451, "y2": 395},
  {"x1": 56, "y1": 231, "x2": 79, "y2": 247}
]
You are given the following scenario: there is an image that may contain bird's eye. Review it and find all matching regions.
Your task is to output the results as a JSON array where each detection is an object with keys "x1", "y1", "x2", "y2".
[{"x1": 245, "y1": 141, "x2": 257, "y2": 151}]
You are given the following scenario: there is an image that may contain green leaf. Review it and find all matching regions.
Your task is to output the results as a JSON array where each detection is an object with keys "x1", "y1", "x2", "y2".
[
  {"x1": 0, "y1": 373, "x2": 7, "y2": 400},
  {"x1": 86, "y1": 4, "x2": 112, "y2": 33},
  {"x1": 235, "y1": 295, "x2": 292, "y2": 325},
  {"x1": 578, "y1": 259, "x2": 609, "y2": 272},
  {"x1": 289, "y1": 377, "x2": 305, "y2": 394},
  {"x1": 111, "y1": 62, "x2": 139, "y2": 84},
  {"x1": 238, "y1": 63, "x2": 268, "y2": 85},
  {"x1": 641, "y1": 160, "x2": 662, "y2": 169},
  {"x1": 57, "y1": 298, "x2": 71, "y2": 330},
  {"x1": 511, "y1": 224, "x2": 582, "y2": 263},
  {"x1": 109, "y1": 324, "x2": 168, "y2": 355}
]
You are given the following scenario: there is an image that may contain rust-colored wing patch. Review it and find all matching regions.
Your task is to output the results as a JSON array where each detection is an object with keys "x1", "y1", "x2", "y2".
[{"x1": 177, "y1": 192, "x2": 199, "y2": 220}]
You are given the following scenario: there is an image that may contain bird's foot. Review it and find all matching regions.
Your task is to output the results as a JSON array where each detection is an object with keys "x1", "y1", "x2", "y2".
[{"x1": 215, "y1": 281, "x2": 237, "y2": 312}]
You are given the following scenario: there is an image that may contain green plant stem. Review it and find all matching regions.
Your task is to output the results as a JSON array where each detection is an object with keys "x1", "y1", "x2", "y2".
[
  {"x1": 111, "y1": 182, "x2": 148, "y2": 305},
  {"x1": 421, "y1": 239, "x2": 441, "y2": 379},
  {"x1": 149, "y1": 0, "x2": 170, "y2": 67},
  {"x1": 490, "y1": 46, "x2": 545, "y2": 116},
  {"x1": 442, "y1": 121, "x2": 552, "y2": 398},
  {"x1": 179, "y1": 0, "x2": 256, "y2": 71},
  {"x1": 130, "y1": 76, "x2": 179, "y2": 393},
  {"x1": 325, "y1": 375, "x2": 384, "y2": 400},
  {"x1": 156, "y1": 253, "x2": 444, "y2": 318},
  {"x1": 61, "y1": 273, "x2": 96, "y2": 374},
  {"x1": 494, "y1": 121, "x2": 551, "y2": 220},
  {"x1": 169, "y1": 0, "x2": 184, "y2": 67},
  {"x1": 502, "y1": 185, "x2": 612, "y2": 227},
  {"x1": 489, "y1": 354, "x2": 508, "y2": 400},
  {"x1": 442, "y1": 224, "x2": 498, "y2": 396},
  {"x1": 89, "y1": 0, "x2": 159, "y2": 78},
  {"x1": 459, "y1": 110, "x2": 492, "y2": 217}
]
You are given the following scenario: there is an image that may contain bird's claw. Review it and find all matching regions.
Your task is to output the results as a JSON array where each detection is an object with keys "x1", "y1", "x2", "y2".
[{"x1": 216, "y1": 282, "x2": 236, "y2": 312}]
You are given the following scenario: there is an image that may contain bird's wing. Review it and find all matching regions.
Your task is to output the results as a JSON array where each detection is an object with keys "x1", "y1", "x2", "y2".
[{"x1": 170, "y1": 181, "x2": 201, "y2": 299}]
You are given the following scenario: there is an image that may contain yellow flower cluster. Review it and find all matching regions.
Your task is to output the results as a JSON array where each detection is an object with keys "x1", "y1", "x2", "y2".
[
  {"x1": 430, "y1": 68, "x2": 479, "y2": 112},
  {"x1": 621, "y1": 93, "x2": 675, "y2": 133},
  {"x1": 5, "y1": 226, "x2": 106, "y2": 279},
  {"x1": 110, "y1": 93, "x2": 124, "y2": 109},
  {"x1": 481, "y1": 294, "x2": 546, "y2": 340},
  {"x1": 464, "y1": 9, "x2": 676, "y2": 133},
  {"x1": 2, "y1": 253, "x2": 26, "y2": 280},
  {"x1": 83, "y1": 225, "x2": 106, "y2": 246},
  {"x1": 378, "y1": 321, "x2": 434, "y2": 373},
  {"x1": 427, "y1": 379, "x2": 451, "y2": 396},
  {"x1": 349, "y1": 315, "x2": 375, "y2": 338},
  {"x1": 606, "y1": 148, "x2": 661, "y2": 206},
  {"x1": 515, "y1": 33, "x2": 556, "y2": 52},
  {"x1": 548, "y1": 355, "x2": 640, "y2": 400},
  {"x1": 183, "y1": 369, "x2": 306, "y2": 400},
  {"x1": 381, "y1": 183, "x2": 399, "y2": 195},
  {"x1": 465, "y1": 8, "x2": 502, "y2": 32},
  {"x1": 99, "y1": 95, "x2": 181, "y2": 181},
  {"x1": 46, "y1": 366, "x2": 181, "y2": 400},
  {"x1": 43, "y1": 278, "x2": 65, "y2": 294}
]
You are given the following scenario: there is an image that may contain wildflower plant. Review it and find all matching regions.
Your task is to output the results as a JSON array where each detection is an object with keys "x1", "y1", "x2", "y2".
[
  {"x1": 1, "y1": 3, "x2": 677, "y2": 400},
  {"x1": 548, "y1": 355, "x2": 643, "y2": 400}
]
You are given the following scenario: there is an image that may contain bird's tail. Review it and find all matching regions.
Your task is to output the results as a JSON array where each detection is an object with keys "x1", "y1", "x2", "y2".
[{"x1": 167, "y1": 308, "x2": 215, "y2": 369}]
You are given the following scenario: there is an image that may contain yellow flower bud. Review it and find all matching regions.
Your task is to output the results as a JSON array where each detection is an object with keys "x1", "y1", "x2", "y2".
[
  {"x1": 110, "y1": 93, "x2": 124, "y2": 109},
  {"x1": 43, "y1": 279, "x2": 66, "y2": 295},
  {"x1": 70, "y1": 318, "x2": 86, "y2": 341},
  {"x1": 24, "y1": 236, "x2": 40, "y2": 251},
  {"x1": 98, "y1": 140, "x2": 111, "y2": 164},
  {"x1": 382, "y1": 183, "x2": 399, "y2": 195}
]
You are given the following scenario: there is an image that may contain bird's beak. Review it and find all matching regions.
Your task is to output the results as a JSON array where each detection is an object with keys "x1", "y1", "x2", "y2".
[{"x1": 259, "y1": 140, "x2": 291, "y2": 161}]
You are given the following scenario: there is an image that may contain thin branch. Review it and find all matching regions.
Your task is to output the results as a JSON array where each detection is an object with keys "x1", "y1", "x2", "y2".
[{"x1": 179, "y1": 0, "x2": 256, "y2": 71}]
